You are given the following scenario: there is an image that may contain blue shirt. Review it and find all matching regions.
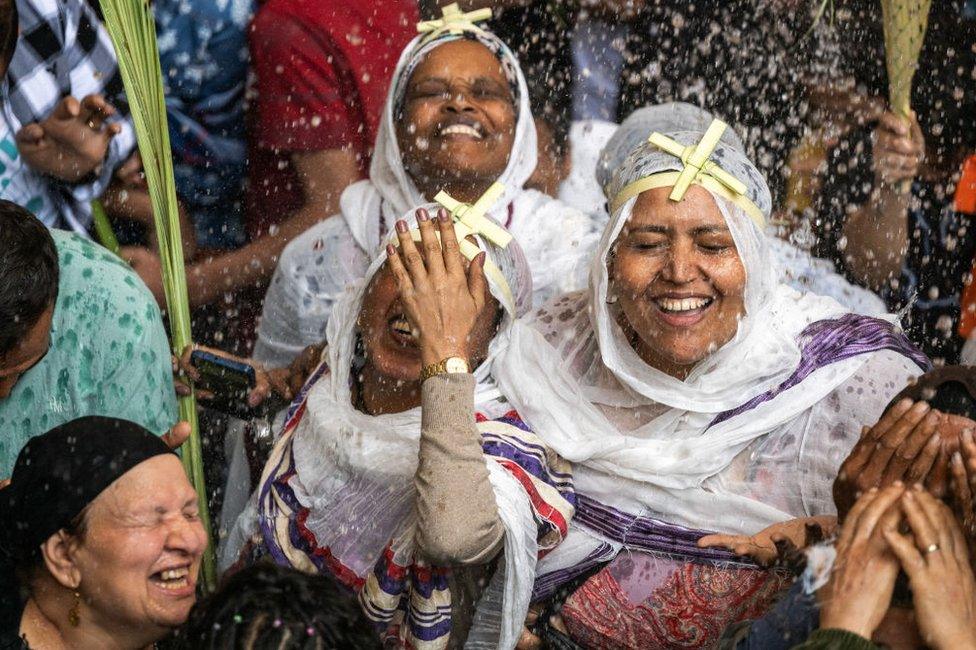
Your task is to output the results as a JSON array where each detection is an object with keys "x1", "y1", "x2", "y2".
[{"x1": 156, "y1": 0, "x2": 254, "y2": 249}]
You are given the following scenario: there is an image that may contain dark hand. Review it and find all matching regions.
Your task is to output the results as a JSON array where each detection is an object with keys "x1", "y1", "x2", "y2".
[
  {"x1": 883, "y1": 487, "x2": 976, "y2": 650},
  {"x1": 698, "y1": 516, "x2": 837, "y2": 568},
  {"x1": 818, "y1": 484, "x2": 905, "y2": 639},
  {"x1": 265, "y1": 343, "x2": 324, "y2": 401},
  {"x1": 834, "y1": 399, "x2": 942, "y2": 518},
  {"x1": 121, "y1": 246, "x2": 166, "y2": 307},
  {"x1": 386, "y1": 207, "x2": 487, "y2": 368},
  {"x1": 16, "y1": 94, "x2": 122, "y2": 182}
]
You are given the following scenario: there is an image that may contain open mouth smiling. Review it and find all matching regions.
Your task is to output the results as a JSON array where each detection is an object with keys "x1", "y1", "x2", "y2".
[
  {"x1": 436, "y1": 118, "x2": 485, "y2": 140},
  {"x1": 650, "y1": 295, "x2": 716, "y2": 327},
  {"x1": 149, "y1": 563, "x2": 195, "y2": 596},
  {"x1": 387, "y1": 315, "x2": 419, "y2": 347}
]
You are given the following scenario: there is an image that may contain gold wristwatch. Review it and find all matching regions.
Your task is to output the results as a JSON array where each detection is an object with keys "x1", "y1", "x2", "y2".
[{"x1": 420, "y1": 356, "x2": 470, "y2": 382}]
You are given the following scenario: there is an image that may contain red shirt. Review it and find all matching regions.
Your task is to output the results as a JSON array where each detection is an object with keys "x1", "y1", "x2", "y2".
[{"x1": 245, "y1": 0, "x2": 419, "y2": 237}]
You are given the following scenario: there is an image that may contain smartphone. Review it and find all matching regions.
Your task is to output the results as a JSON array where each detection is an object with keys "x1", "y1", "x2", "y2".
[{"x1": 190, "y1": 350, "x2": 259, "y2": 419}]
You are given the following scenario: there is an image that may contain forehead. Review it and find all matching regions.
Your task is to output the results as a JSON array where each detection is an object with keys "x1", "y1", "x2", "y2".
[
  {"x1": 626, "y1": 185, "x2": 727, "y2": 231},
  {"x1": 91, "y1": 455, "x2": 193, "y2": 516},
  {"x1": 408, "y1": 39, "x2": 506, "y2": 82}
]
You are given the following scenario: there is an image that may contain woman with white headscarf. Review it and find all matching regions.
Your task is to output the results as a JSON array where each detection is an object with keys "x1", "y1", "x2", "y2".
[
  {"x1": 491, "y1": 119, "x2": 930, "y2": 647},
  {"x1": 253, "y1": 17, "x2": 599, "y2": 369},
  {"x1": 229, "y1": 203, "x2": 575, "y2": 649},
  {"x1": 597, "y1": 102, "x2": 888, "y2": 316}
]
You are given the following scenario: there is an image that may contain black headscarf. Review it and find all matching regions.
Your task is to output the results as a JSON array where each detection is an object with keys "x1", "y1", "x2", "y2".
[{"x1": 0, "y1": 416, "x2": 174, "y2": 630}]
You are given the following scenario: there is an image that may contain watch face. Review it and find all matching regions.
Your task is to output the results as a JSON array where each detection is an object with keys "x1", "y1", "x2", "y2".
[{"x1": 445, "y1": 357, "x2": 469, "y2": 374}]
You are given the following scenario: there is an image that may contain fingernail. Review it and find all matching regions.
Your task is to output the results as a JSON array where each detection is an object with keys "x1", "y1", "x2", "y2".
[
  {"x1": 953, "y1": 451, "x2": 963, "y2": 466},
  {"x1": 912, "y1": 483, "x2": 923, "y2": 492},
  {"x1": 417, "y1": 208, "x2": 429, "y2": 222},
  {"x1": 900, "y1": 398, "x2": 914, "y2": 407},
  {"x1": 893, "y1": 480, "x2": 904, "y2": 487},
  {"x1": 386, "y1": 244, "x2": 396, "y2": 256},
  {"x1": 395, "y1": 220, "x2": 408, "y2": 233},
  {"x1": 438, "y1": 208, "x2": 450, "y2": 223},
  {"x1": 868, "y1": 486, "x2": 878, "y2": 493}
]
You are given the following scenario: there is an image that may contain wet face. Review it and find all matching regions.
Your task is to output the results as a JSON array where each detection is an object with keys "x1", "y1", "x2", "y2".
[
  {"x1": 70, "y1": 455, "x2": 207, "y2": 633},
  {"x1": 0, "y1": 303, "x2": 54, "y2": 399},
  {"x1": 610, "y1": 186, "x2": 747, "y2": 378},
  {"x1": 357, "y1": 255, "x2": 501, "y2": 382},
  {"x1": 397, "y1": 39, "x2": 516, "y2": 195}
]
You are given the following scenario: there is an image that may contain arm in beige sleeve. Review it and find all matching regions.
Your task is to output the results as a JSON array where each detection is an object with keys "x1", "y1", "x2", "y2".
[{"x1": 415, "y1": 373, "x2": 505, "y2": 566}]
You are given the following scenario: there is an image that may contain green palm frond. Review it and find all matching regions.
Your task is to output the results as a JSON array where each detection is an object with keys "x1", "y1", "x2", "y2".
[{"x1": 99, "y1": 0, "x2": 215, "y2": 592}]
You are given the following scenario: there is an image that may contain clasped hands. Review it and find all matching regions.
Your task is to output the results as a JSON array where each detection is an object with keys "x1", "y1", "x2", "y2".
[
  {"x1": 16, "y1": 94, "x2": 121, "y2": 182},
  {"x1": 700, "y1": 398, "x2": 976, "y2": 566}
]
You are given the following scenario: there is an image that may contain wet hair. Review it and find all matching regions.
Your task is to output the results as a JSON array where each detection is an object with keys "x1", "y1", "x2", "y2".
[
  {"x1": 171, "y1": 563, "x2": 379, "y2": 650},
  {"x1": 0, "y1": 201, "x2": 59, "y2": 358},
  {"x1": 888, "y1": 366, "x2": 976, "y2": 420},
  {"x1": 525, "y1": 64, "x2": 570, "y2": 160},
  {"x1": 0, "y1": 0, "x2": 17, "y2": 73}
]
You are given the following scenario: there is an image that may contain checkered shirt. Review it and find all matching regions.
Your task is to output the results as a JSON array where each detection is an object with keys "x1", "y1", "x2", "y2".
[{"x1": 4, "y1": 0, "x2": 135, "y2": 233}]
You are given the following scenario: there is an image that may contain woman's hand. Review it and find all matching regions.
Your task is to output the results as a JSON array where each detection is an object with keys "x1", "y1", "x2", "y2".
[
  {"x1": 818, "y1": 484, "x2": 905, "y2": 639},
  {"x1": 950, "y1": 428, "x2": 976, "y2": 546},
  {"x1": 386, "y1": 207, "x2": 487, "y2": 368},
  {"x1": 871, "y1": 110, "x2": 925, "y2": 188},
  {"x1": 883, "y1": 487, "x2": 976, "y2": 650},
  {"x1": 266, "y1": 343, "x2": 324, "y2": 401},
  {"x1": 834, "y1": 399, "x2": 942, "y2": 517},
  {"x1": 698, "y1": 516, "x2": 836, "y2": 567},
  {"x1": 176, "y1": 344, "x2": 280, "y2": 408},
  {"x1": 15, "y1": 94, "x2": 122, "y2": 182}
]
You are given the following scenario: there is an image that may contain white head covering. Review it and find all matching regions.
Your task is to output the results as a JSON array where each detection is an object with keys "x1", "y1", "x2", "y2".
[
  {"x1": 493, "y1": 116, "x2": 889, "y2": 531},
  {"x1": 280, "y1": 206, "x2": 536, "y2": 647},
  {"x1": 595, "y1": 102, "x2": 745, "y2": 193},
  {"x1": 341, "y1": 28, "x2": 538, "y2": 255}
]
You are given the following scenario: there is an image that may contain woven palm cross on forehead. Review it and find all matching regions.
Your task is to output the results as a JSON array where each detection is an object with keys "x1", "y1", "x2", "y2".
[
  {"x1": 417, "y1": 2, "x2": 493, "y2": 44},
  {"x1": 609, "y1": 118, "x2": 766, "y2": 228},
  {"x1": 390, "y1": 182, "x2": 516, "y2": 314}
]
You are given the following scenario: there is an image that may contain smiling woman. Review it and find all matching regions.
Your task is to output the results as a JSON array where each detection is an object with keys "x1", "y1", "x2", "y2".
[
  {"x1": 492, "y1": 113, "x2": 931, "y2": 647},
  {"x1": 252, "y1": 20, "x2": 599, "y2": 369},
  {"x1": 0, "y1": 417, "x2": 208, "y2": 649},
  {"x1": 611, "y1": 185, "x2": 747, "y2": 378}
]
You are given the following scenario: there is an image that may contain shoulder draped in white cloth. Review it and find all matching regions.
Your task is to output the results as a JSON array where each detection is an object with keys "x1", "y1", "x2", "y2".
[{"x1": 494, "y1": 121, "x2": 929, "y2": 545}]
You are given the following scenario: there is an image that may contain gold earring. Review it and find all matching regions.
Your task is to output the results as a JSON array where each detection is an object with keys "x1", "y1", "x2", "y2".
[{"x1": 68, "y1": 591, "x2": 81, "y2": 627}]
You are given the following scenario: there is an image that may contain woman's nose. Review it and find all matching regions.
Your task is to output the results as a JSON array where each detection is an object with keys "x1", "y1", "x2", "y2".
[
  {"x1": 166, "y1": 517, "x2": 208, "y2": 555},
  {"x1": 444, "y1": 90, "x2": 475, "y2": 112},
  {"x1": 662, "y1": 248, "x2": 698, "y2": 284}
]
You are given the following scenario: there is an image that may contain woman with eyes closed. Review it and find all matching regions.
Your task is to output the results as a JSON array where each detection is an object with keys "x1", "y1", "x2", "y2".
[
  {"x1": 253, "y1": 20, "x2": 599, "y2": 369},
  {"x1": 0, "y1": 417, "x2": 207, "y2": 650},
  {"x1": 492, "y1": 116, "x2": 931, "y2": 648}
]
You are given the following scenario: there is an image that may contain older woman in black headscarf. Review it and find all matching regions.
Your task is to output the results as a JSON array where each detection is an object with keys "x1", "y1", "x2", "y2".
[{"x1": 0, "y1": 416, "x2": 208, "y2": 649}]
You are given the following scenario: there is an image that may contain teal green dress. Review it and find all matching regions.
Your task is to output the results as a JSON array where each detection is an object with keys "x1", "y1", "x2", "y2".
[{"x1": 0, "y1": 230, "x2": 177, "y2": 475}]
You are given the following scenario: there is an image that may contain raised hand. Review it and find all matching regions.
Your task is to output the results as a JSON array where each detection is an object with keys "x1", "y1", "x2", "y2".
[
  {"x1": 882, "y1": 487, "x2": 976, "y2": 650},
  {"x1": 834, "y1": 399, "x2": 942, "y2": 517},
  {"x1": 16, "y1": 94, "x2": 122, "y2": 182},
  {"x1": 871, "y1": 110, "x2": 925, "y2": 188},
  {"x1": 818, "y1": 484, "x2": 905, "y2": 639},
  {"x1": 386, "y1": 207, "x2": 488, "y2": 368}
]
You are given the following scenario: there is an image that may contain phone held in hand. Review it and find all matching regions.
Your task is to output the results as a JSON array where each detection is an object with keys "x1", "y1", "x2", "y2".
[{"x1": 189, "y1": 350, "x2": 283, "y2": 420}]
